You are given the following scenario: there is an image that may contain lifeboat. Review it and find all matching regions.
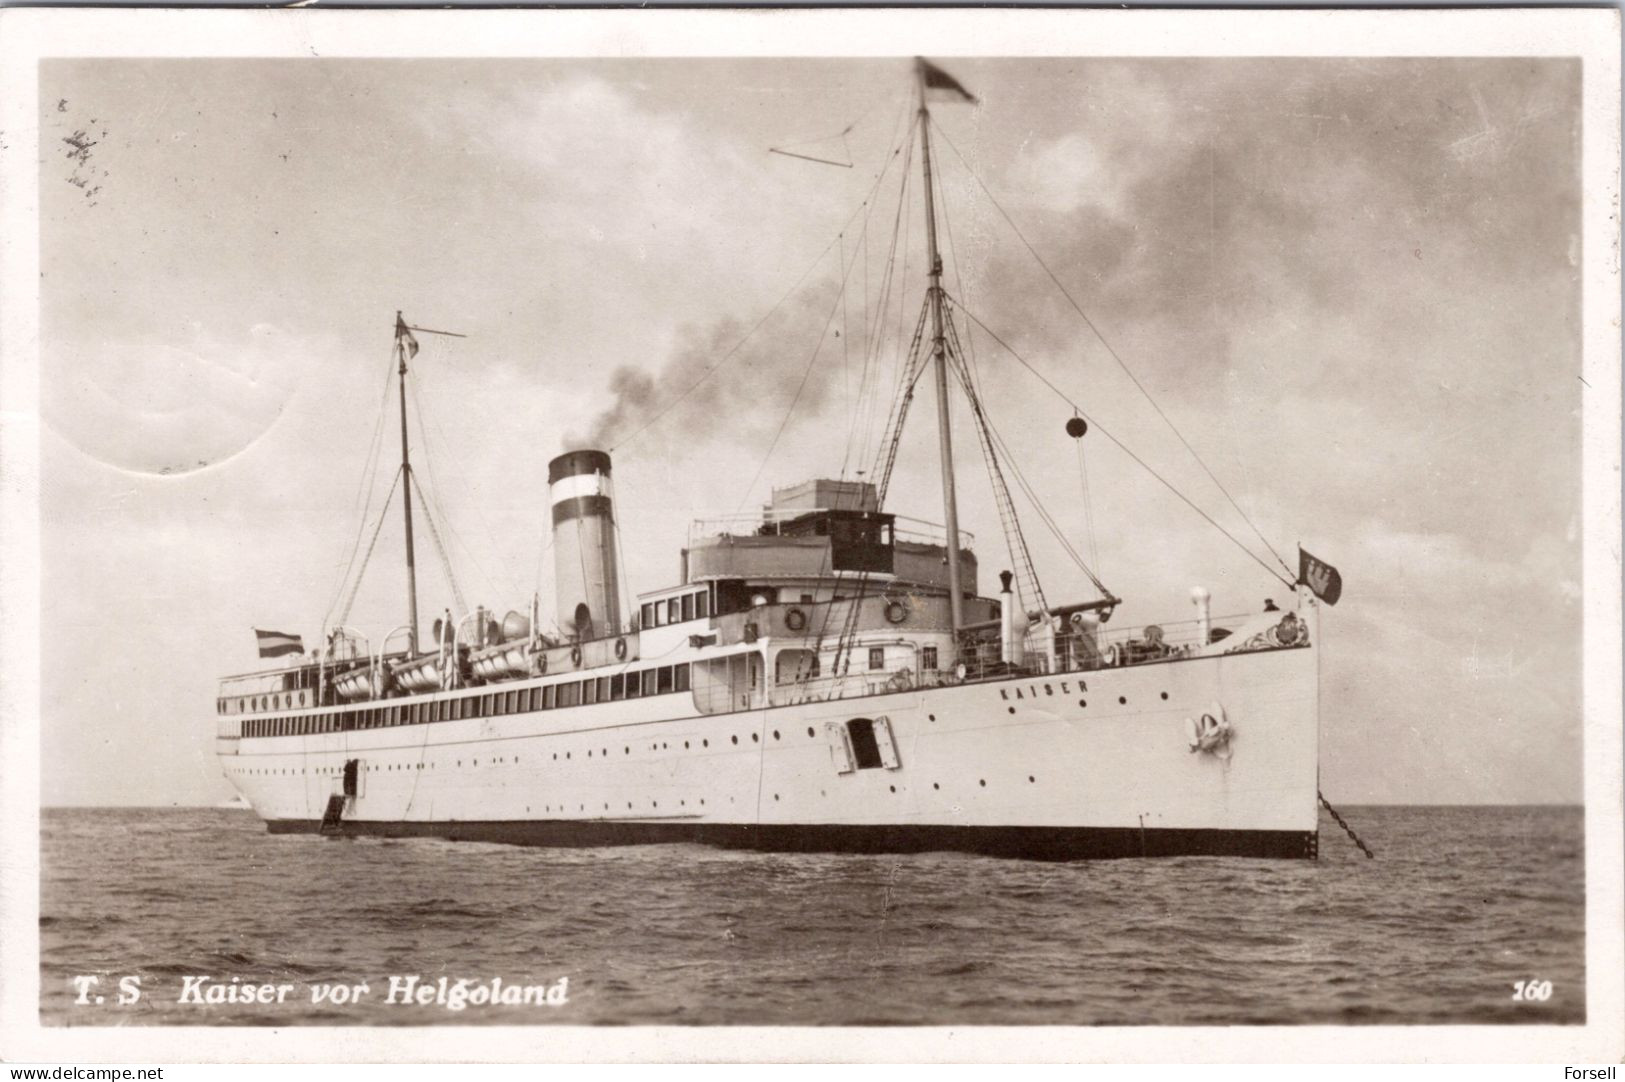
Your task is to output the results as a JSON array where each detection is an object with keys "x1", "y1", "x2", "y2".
[
  {"x1": 469, "y1": 641, "x2": 534, "y2": 682},
  {"x1": 392, "y1": 653, "x2": 445, "y2": 693},
  {"x1": 333, "y1": 666, "x2": 384, "y2": 702}
]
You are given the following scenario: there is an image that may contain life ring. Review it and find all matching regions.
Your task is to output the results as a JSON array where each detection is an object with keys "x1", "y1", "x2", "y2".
[
  {"x1": 884, "y1": 599, "x2": 909, "y2": 625},
  {"x1": 1103, "y1": 644, "x2": 1120, "y2": 667},
  {"x1": 615, "y1": 637, "x2": 628, "y2": 660},
  {"x1": 570, "y1": 645, "x2": 582, "y2": 668},
  {"x1": 297, "y1": 690, "x2": 306, "y2": 707},
  {"x1": 785, "y1": 606, "x2": 808, "y2": 633}
]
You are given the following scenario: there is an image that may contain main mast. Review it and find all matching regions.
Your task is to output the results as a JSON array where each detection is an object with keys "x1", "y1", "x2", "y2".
[
  {"x1": 916, "y1": 62, "x2": 966, "y2": 648},
  {"x1": 395, "y1": 312, "x2": 420, "y2": 655}
]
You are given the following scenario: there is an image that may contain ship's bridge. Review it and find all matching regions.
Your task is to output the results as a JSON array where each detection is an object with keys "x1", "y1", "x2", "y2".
[{"x1": 681, "y1": 478, "x2": 977, "y2": 598}]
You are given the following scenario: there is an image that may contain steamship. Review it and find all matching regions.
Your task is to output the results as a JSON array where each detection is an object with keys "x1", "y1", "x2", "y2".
[{"x1": 214, "y1": 59, "x2": 1332, "y2": 860}]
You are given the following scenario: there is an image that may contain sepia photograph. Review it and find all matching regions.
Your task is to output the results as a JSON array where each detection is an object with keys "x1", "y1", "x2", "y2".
[{"x1": 0, "y1": 6, "x2": 1620, "y2": 1064}]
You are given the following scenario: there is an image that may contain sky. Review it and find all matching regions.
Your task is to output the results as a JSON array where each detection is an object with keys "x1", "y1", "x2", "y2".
[{"x1": 35, "y1": 56, "x2": 1582, "y2": 806}]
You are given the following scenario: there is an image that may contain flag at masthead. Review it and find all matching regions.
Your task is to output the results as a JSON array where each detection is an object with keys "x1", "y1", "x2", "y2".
[{"x1": 918, "y1": 58, "x2": 978, "y2": 104}]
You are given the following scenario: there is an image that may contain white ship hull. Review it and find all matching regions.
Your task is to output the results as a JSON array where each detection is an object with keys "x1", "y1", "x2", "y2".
[{"x1": 218, "y1": 643, "x2": 1318, "y2": 860}]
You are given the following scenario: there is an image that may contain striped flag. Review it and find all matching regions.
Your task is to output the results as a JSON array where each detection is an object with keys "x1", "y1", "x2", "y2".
[{"x1": 255, "y1": 628, "x2": 305, "y2": 658}]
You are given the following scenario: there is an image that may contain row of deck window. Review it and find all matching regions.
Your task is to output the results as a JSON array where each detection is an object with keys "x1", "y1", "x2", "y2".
[
  {"x1": 640, "y1": 588, "x2": 710, "y2": 630},
  {"x1": 239, "y1": 663, "x2": 693, "y2": 739}
]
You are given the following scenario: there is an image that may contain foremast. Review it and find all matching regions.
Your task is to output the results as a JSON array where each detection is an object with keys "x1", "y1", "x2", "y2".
[{"x1": 394, "y1": 312, "x2": 421, "y2": 655}]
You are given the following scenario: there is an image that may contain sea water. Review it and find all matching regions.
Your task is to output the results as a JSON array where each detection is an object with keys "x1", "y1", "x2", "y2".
[{"x1": 38, "y1": 805, "x2": 1584, "y2": 1026}]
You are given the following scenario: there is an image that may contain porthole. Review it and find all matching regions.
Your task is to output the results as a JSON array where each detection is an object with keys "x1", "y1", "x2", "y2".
[
  {"x1": 773, "y1": 730, "x2": 781, "y2": 740},
  {"x1": 588, "y1": 750, "x2": 593, "y2": 758},
  {"x1": 703, "y1": 739, "x2": 709, "y2": 748},
  {"x1": 602, "y1": 748, "x2": 607, "y2": 756},
  {"x1": 625, "y1": 747, "x2": 630, "y2": 755},
  {"x1": 928, "y1": 714, "x2": 936, "y2": 722},
  {"x1": 731, "y1": 735, "x2": 738, "y2": 745},
  {"x1": 1007, "y1": 707, "x2": 1016, "y2": 715},
  {"x1": 806, "y1": 727, "x2": 815, "y2": 738},
  {"x1": 979, "y1": 779, "x2": 987, "y2": 787},
  {"x1": 933, "y1": 782, "x2": 940, "y2": 790},
  {"x1": 1118, "y1": 696, "x2": 1127, "y2": 705},
  {"x1": 1079, "y1": 699, "x2": 1087, "y2": 708},
  {"x1": 1160, "y1": 692, "x2": 1169, "y2": 701},
  {"x1": 751, "y1": 733, "x2": 759, "y2": 743},
  {"x1": 684, "y1": 741, "x2": 690, "y2": 749},
  {"x1": 888, "y1": 785, "x2": 896, "y2": 793},
  {"x1": 1028, "y1": 775, "x2": 1036, "y2": 783},
  {"x1": 773, "y1": 794, "x2": 780, "y2": 801}
]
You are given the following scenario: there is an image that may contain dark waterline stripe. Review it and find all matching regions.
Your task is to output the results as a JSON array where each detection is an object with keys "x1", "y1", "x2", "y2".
[{"x1": 265, "y1": 818, "x2": 1320, "y2": 861}]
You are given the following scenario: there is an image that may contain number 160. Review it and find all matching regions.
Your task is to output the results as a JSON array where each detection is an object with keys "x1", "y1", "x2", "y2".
[{"x1": 1512, "y1": 979, "x2": 1553, "y2": 1001}]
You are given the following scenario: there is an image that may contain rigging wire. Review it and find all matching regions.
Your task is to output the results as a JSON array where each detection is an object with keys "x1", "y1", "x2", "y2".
[
  {"x1": 408, "y1": 467, "x2": 469, "y2": 617},
  {"x1": 944, "y1": 291, "x2": 1296, "y2": 590},
  {"x1": 1075, "y1": 430, "x2": 1103, "y2": 578},
  {"x1": 335, "y1": 467, "x2": 405, "y2": 627},
  {"x1": 734, "y1": 213, "x2": 872, "y2": 514},
  {"x1": 843, "y1": 119, "x2": 916, "y2": 478},
  {"x1": 930, "y1": 118, "x2": 1297, "y2": 581},
  {"x1": 942, "y1": 304, "x2": 1106, "y2": 599},
  {"x1": 610, "y1": 113, "x2": 916, "y2": 457},
  {"x1": 321, "y1": 346, "x2": 398, "y2": 631}
]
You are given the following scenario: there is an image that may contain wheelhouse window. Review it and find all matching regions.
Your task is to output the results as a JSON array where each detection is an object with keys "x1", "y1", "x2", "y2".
[
  {"x1": 922, "y1": 646, "x2": 938, "y2": 671},
  {"x1": 667, "y1": 598, "x2": 681, "y2": 624},
  {"x1": 682, "y1": 593, "x2": 695, "y2": 622},
  {"x1": 641, "y1": 602, "x2": 655, "y2": 629},
  {"x1": 696, "y1": 590, "x2": 711, "y2": 619},
  {"x1": 868, "y1": 647, "x2": 884, "y2": 671}
]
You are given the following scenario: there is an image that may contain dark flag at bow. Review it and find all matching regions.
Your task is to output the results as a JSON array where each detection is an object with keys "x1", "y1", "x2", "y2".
[
  {"x1": 1297, "y1": 548, "x2": 1342, "y2": 606},
  {"x1": 918, "y1": 58, "x2": 978, "y2": 104},
  {"x1": 255, "y1": 628, "x2": 305, "y2": 658},
  {"x1": 395, "y1": 312, "x2": 419, "y2": 360}
]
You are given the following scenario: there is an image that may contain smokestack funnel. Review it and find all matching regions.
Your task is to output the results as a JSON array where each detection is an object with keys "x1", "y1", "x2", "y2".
[
  {"x1": 548, "y1": 449, "x2": 621, "y2": 641},
  {"x1": 999, "y1": 571, "x2": 1023, "y2": 666}
]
